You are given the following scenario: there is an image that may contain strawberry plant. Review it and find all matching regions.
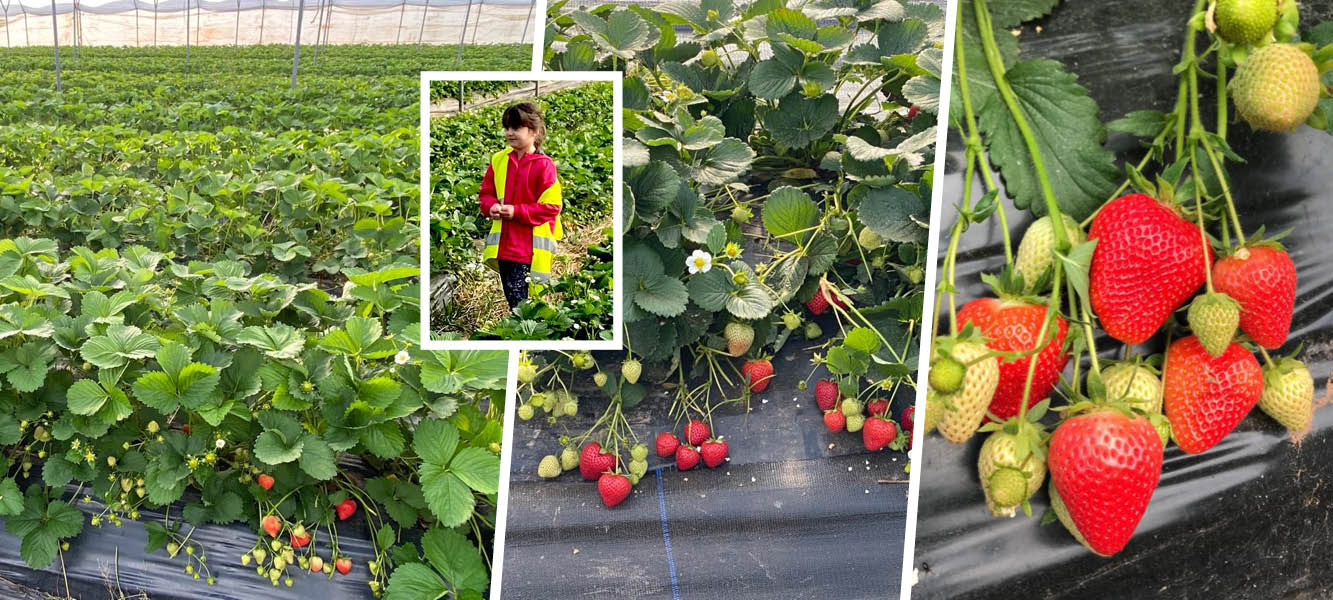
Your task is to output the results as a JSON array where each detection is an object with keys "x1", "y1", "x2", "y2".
[
  {"x1": 930, "y1": 0, "x2": 1328, "y2": 557},
  {"x1": 521, "y1": 0, "x2": 939, "y2": 507},
  {"x1": 428, "y1": 81, "x2": 615, "y2": 340},
  {"x1": 0, "y1": 44, "x2": 522, "y2": 598}
]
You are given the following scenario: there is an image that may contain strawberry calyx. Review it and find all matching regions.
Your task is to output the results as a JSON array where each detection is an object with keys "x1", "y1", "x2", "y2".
[
  {"x1": 979, "y1": 270, "x2": 1046, "y2": 305},
  {"x1": 1216, "y1": 226, "x2": 1291, "y2": 257}
]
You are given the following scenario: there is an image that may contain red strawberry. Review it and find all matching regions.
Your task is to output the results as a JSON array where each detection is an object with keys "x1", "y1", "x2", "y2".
[
  {"x1": 655, "y1": 432, "x2": 680, "y2": 457},
  {"x1": 1163, "y1": 335, "x2": 1263, "y2": 454},
  {"x1": 257, "y1": 473, "x2": 275, "y2": 491},
  {"x1": 823, "y1": 409, "x2": 846, "y2": 432},
  {"x1": 957, "y1": 297, "x2": 1069, "y2": 421},
  {"x1": 335, "y1": 557, "x2": 352, "y2": 575},
  {"x1": 1089, "y1": 193, "x2": 1212, "y2": 344},
  {"x1": 598, "y1": 472, "x2": 632, "y2": 507},
  {"x1": 675, "y1": 444, "x2": 700, "y2": 470},
  {"x1": 907, "y1": 105, "x2": 922, "y2": 120},
  {"x1": 290, "y1": 531, "x2": 311, "y2": 548},
  {"x1": 867, "y1": 399, "x2": 890, "y2": 416},
  {"x1": 335, "y1": 498, "x2": 357, "y2": 521},
  {"x1": 683, "y1": 420, "x2": 710, "y2": 446},
  {"x1": 900, "y1": 406, "x2": 915, "y2": 434},
  {"x1": 579, "y1": 442, "x2": 616, "y2": 481},
  {"x1": 182, "y1": 424, "x2": 191, "y2": 435},
  {"x1": 700, "y1": 439, "x2": 729, "y2": 468},
  {"x1": 742, "y1": 359, "x2": 774, "y2": 393},
  {"x1": 805, "y1": 292, "x2": 830, "y2": 315},
  {"x1": 261, "y1": 515, "x2": 281, "y2": 537},
  {"x1": 1048, "y1": 409, "x2": 1163, "y2": 556},
  {"x1": 814, "y1": 379, "x2": 840, "y2": 411},
  {"x1": 863, "y1": 417, "x2": 897, "y2": 451},
  {"x1": 1211, "y1": 245, "x2": 1296, "y2": 349}
]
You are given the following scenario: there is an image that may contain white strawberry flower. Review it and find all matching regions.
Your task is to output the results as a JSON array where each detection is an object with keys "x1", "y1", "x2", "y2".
[
  {"x1": 686, "y1": 249, "x2": 713, "y2": 274},
  {"x1": 215, "y1": 438, "x2": 226, "y2": 450},
  {"x1": 394, "y1": 350, "x2": 411, "y2": 365}
]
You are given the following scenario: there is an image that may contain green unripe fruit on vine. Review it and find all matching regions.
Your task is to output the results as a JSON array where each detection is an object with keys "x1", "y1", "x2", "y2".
[
  {"x1": 929, "y1": 357, "x2": 965, "y2": 394},
  {"x1": 1014, "y1": 214, "x2": 1084, "y2": 293},
  {"x1": 34, "y1": 426, "x2": 50, "y2": 441},
  {"x1": 830, "y1": 216, "x2": 850, "y2": 235},
  {"x1": 706, "y1": 8, "x2": 718, "y2": 20},
  {"x1": 82, "y1": 361, "x2": 92, "y2": 371},
  {"x1": 846, "y1": 413, "x2": 866, "y2": 433},
  {"x1": 732, "y1": 271, "x2": 749, "y2": 286},
  {"x1": 1230, "y1": 43, "x2": 1320, "y2": 132},
  {"x1": 489, "y1": 442, "x2": 501, "y2": 454},
  {"x1": 987, "y1": 467, "x2": 1028, "y2": 509},
  {"x1": 529, "y1": 392, "x2": 548, "y2": 409},
  {"x1": 782, "y1": 311, "x2": 801, "y2": 330},
  {"x1": 147, "y1": 421, "x2": 160, "y2": 434},
  {"x1": 857, "y1": 227, "x2": 885, "y2": 250},
  {"x1": 561, "y1": 400, "x2": 579, "y2": 417},
  {"x1": 301, "y1": 381, "x2": 315, "y2": 393},
  {"x1": 517, "y1": 361, "x2": 537, "y2": 383},
  {"x1": 538, "y1": 455, "x2": 561, "y2": 479},
  {"x1": 805, "y1": 322, "x2": 823, "y2": 339},
  {"x1": 629, "y1": 458, "x2": 648, "y2": 478},
  {"x1": 622, "y1": 359, "x2": 643, "y2": 384},
  {"x1": 241, "y1": 552, "x2": 252, "y2": 566},
  {"x1": 841, "y1": 398, "x2": 863, "y2": 417},
  {"x1": 253, "y1": 548, "x2": 267, "y2": 563},
  {"x1": 700, "y1": 49, "x2": 720, "y2": 67},
  {"x1": 561, "y1": 446, "x2": 580, "y2": 471},
  {"x1": 518, "y1": 404, "x2": 534, "y2": 421},
  {"x1": 797, "y1": 380, "x2": 808, "y2": 391},
  {"x1": 731, "y1": 205, "x2": 753, "y2": 223},
  {"x1": 168, "y1": 542, "x2": 180, "y2": 556},
  {"x1": 903, "y1": 265, "x2": 923, "y2": 284},
  {"x1": 1215, "y1": 0, "x2": 1277, "y2": 45},
  {"x1": 593, "y1": 372, "x2": 608, "y2": 387},
  {"x1": 802, "y1": 81, "x2": 824, "y2": 97},
  {"x1": 630, "y1": 443, "x2": 649, "y2": 461}
]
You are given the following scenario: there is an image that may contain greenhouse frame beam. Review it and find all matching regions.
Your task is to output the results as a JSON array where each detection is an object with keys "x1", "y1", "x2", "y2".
[
  {"x1": 21, "y1": 0, "x2": 31, "y2": 48},
  {"x1": 2, "y1": 0, "x2": 10, "y2": 49},
  {"x1": 235, "y1": 0, "x2": 240, "y2": 46},
  {"x1": 312, "y1": 0, "x2": 325, "y2": 64},
  {"x1": 395, "y1": 0, "x2": 405, "y2": 44},
  {"x1": 153, "y1": 0, "x2": 157, "y2": 47},
  {"x1": 185, "y1": 0, "x2": 191, "y2": 65},
  {"x1": 416, "y1": 0, "x2": 429, "y2": 48},
  {"x1": 291, "y1": 0, "x2": 306, "y2": 90},
  {"x1": 259, "y1": 0, "x2": 266, "y2": 44},
  {"x1": 131, "y1": 0, "x2": 139, "y2": 46},
  {"x1": 72, "y1": 0, "x2": 78, "y2": 59},
  {"x1": 454, "y1": 0, "x2": 472, "y2": 62},
  {"x1": 520, "y1": 0, "x2": 533, "y2": 44},
  {"x1": 51, "y1": 0, "x2": 61, "y2": 91},
  {"x1": 470, "y1": 0, "x2": 482, "y2": 44}
]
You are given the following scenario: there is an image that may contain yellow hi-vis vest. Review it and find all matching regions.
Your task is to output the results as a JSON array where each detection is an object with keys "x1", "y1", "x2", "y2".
[{"x1": 482, "y1": 147, "x2": 563, "y2": 281}]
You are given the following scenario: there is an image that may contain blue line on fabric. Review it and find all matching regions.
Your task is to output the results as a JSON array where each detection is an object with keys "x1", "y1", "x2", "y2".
[{"x1": 655, "y1": 467, "x2": 682, "y2": 600}]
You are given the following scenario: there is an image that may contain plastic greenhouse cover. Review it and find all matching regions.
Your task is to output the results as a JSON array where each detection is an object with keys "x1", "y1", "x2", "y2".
[
  {"x1": 912, "y1": 1, "x2": 1333, "y2": 598},
  {"x1": 2, "y1": 0, "x2": 529, "y2": 18},
  {"x1": 501, "y1": 316, "x2": 912, "y2": 600}
]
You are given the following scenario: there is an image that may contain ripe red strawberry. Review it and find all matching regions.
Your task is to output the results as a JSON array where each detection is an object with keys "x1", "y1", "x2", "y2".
[
  {"x1": 907, "y1": 105, "x2": 922, "y2": 120},
  {"x1": 261, "y1": 515, "x2": 281, "y2": 537},
  {"x1": 1163, "y1": 335, "x2": 1263, "y2": 453},
  {"x1": 335, "y1": 498, "x2": 357, "y2": 521},
  {"x1": 823, "y1": 409, "x2": 846, "y2": 432},
  {"x1": 1089, "y1": 193, "x2": 1212, "y2": 344},
  {"x1": 597, "y1": 472, "x2": 632, "y2": 508},
  {"x1": 814, "y1": 379, "x2": 839, "y2": 411},
  {"x1": 742, "y1": 359, "x2": 774, "y2": 393},
  {"x1": 335, "y1": 557, "x2": 352, "y2": 575},
  {"x1": 867, "y1": 399, "x2": 889, "y2": 416},
  {"x1": 805, "y1": 292, "x2": 830, "y2": 315},
  {"x1": 900, "y1": 406, "x2": 915, "y2": 434},
  {"x1": 1211, "y1": 245, "x2": 1296, "y2": 349},
  {"x1": 683, "y1": 420, "x2": 710, "y2": 446},
  {"x1": 290, "y1": 531, "x2": 311, "y2": 548},
  {"x1": 655, "y1": 432, "x2": 680, "y2": 457},
  {"x1": 675, "y1": 444, "x2": 700, "y2": 470},
  {"x1": 1047, "y1": 409, "x2": 1163, "y2": 556},
  {"x1": 863, "y1": 417, "x2": 897, "y2": 451},
  {"x1": 579, "y1": 442, "x2": 616, "y2": 481},
  {"x1": 257, "y1": 473, "x2": 275, "y2": 491},
  {"x1": 957, "y1": 297, "x2": 1069, "y2": 421},
  {"x1": 700, "y1": 439, "x2": 729, "y2": 468}
]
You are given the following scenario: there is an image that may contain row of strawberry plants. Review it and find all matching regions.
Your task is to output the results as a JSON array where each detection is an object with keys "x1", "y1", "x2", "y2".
[{"x1": 519, "y1": 0, "x2": 937, "y2": 506}]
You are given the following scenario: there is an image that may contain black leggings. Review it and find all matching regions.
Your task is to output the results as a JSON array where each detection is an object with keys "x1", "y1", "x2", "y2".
[{"x1": 498, "y1": 259, "x2": 530, "y2": 309}]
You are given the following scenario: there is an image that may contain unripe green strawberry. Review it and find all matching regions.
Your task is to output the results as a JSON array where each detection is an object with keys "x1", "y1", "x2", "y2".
[
  {"x1": 622, "y1": 359, "x2": 642, "y2": 384},
  {"x1": 804, "y1": 322, "x2": 822, "y2": 339},
  {"x1": 538, "y1": 455, "x2": 561, "y2": 479},
  {"x1": 1014, "y1": 214, "x2": 1084, "y2": 293},
  {"x1": 699, "y1": 49, "x2": 720, "y2": 67},
  {"x1": 928, "y1": 357, "x2": 964, "y2": 394},
  {"x1": 977, "y1": 429, "x2": 1045, "y2": 517},
  {"x1": 1047, "y1": 480, "x2": 1095, "y2": 554},
  {"x1": 560, "y1": 446, "x2": 579, "y2": 471},
  {"x1": 518, "y1": 404, "x2": 534, "y2": 421},
  {"x1": 1230, "y1": 43, "x2": 1320, "y2": 132},
  {"x1": 561, "y1": 400, "x2": 578, "y2": 417},
  {"x1": 781, "y1": 311, "x2": 801, "y2": 330},
  {"x1": 529, "y1": 392, "x2": 548, "y2": 409},
  {"x1": 517, "y1": 360, "x2": 537, "y2": 383},
  {"x1": 630, "y1": 443, "x2": 649, "y2": 461},
  {"x1": 629, "y1": 458, "x2": 648, "y2": 478},
  {"x1": 724, "y1": 322, "x2": 755, "y2": 357},
  {"x1": 1101, "y1": 362, "x2": 1163, "y2": 414},
  {"x1": 846, "y1": 413, "x2": 866, "y2": 433},
  {"x1": 857, "y1": 227, "x2": 885, "y2": 250},
  {"x1": 1215, "y1": 0, "x2": 1277, "y2": 45},
  {"x1": 840, "y1": 398, "x2": 862, "y2": 417},
  {"x1": 933, "y1": 341, "x2": 1000, "y2": 444},
  {"x1": 731, "y1": 205, "x2": 753, "y2": 223},
  {"x1": 1149, "y1": 413, "x2": 1172, "y2": 447},
  {"x1": 1258, "y1": 357, "x2": 1315, "y2": 442},
  {"x1": 1188, "y1": 292, "x2": 1241, "y2": 356},
  {"x1": 593, "y1": 372, "x2": 608, "y2": 387}
]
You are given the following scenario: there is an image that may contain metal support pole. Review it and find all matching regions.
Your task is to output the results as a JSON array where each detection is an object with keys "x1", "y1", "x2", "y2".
[
  {"x1": 259, "y1": 0, "x2": 264, "y2": 44},
  {"x1": 415, "y1": 0, "x2": 429, "y2": 48},
  {"x1": 2, "y1": 0, "x2": 11, "y2": 49},
  {"x1": 320, "y1": 2, "x2": 331, "y2": 55},
  {"x1": 453, "y1": 0, "x2": 470, "y2": 63},
  {"x1": 457, "y1": 80, "x2": 462, "y2": 112},
  {"x1": 235, "y1": 0, "x2": 240, "y2": 45},
  {"x1": 469, "y1": 0, "x2": 481, "y2": 44},
  {"x1": 71, "y1": 0, "x2": 78, "y2": 59},
  {"x1": 20, "y1": 0, "x2": 29, "y2": 48},
  {"x1": 51, "y1": 0, "x2": 60, "y2": 92},
  {"x1": 520, "y1": 0, "x2": 533, "y2": 44},
  {"x1": 310, "y1": 0, "x2": 324, "y2": 63},
  {"x1": 184, "y1": 0, "x2": 190, "y2": 65},
  {"x1": 394, "y1": 0, "x2": 404, "y2": 44},
  {"x1": 132, "y1": 0, "x2": 139, "y2": 46},
  {"x1": 152, "y1": 0, "x2": 157, "y2": 46},
  {"x1": 290, "y1": 0, "x2": 305, "y2": 90}
]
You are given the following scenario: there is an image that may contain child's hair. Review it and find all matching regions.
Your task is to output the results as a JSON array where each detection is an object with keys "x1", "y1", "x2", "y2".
[{"x1": 502, "y1": 101, "x2": 547, "y2": 150}]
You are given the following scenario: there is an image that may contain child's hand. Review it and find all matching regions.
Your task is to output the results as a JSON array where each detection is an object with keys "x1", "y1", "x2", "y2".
[
  {"x1": 488, "y1": 204, "x2": 503, "y2": 219},
  {"x1": 499, "y1": 205, "x2": 516, "y2": 220}
]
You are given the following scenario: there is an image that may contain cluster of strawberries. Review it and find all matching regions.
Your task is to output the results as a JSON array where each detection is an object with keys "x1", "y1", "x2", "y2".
[
  {"x1": 251, "y1": 476, "x2": 358, "y2": 581},
  {"x1": 814, "y1": 379, "x2": 906, "y2": 451},
  {"x1": 929, "y1": 192, "x2": 1312, "y2": 556}
]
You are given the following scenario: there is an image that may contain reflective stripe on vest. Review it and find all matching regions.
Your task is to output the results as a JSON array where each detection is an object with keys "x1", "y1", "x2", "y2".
[{"x1": 481, "y1": 147, "x2": 564, "y2": 281}]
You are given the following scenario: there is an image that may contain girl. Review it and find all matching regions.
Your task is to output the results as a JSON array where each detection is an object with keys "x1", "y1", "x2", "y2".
[{"x1": 479, "y1": 101, "x2": 564, "y2": 310}]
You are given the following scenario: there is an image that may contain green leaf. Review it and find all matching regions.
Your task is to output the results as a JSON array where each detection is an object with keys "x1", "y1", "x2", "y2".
[
  {"x1": 762, "y1": 187, "x2": 818, "y2": 243},
  {"x1": 238, "y1": 324, "x2": 305, "y2": 359},
  {"x1": 419, "y1": 466, "x2": 474, "y2": 527},
  {"x1": 414, "y1": 419, "x2": 460, "y2": 466},
  {"x1": 0, "y1": 415, "x2": 18, "y2": 445},
  {"x1": 1108, "y1": 110, "x2": 1169, "y2": 139},
  {"x1": 844, "y1": 327, "x2": 883, "y2": 354},
  {"x1": 421, "y1": 528, "x2": 490, "y2": 593},
  {"x1": 449, "y1": 447, "x2": 499, "y2": 495},
  {"x1": 254, "y1": 430, "x2": 304, "y2": 465},
  {"x1": 0, "y1": 478, "x2": 22, "y2": 516},
  {"x1": 859, "y1": 187, "x2": 927, "y2": 243},
  {"x1": 633, "y1": 273, "x2": 689, "y2": 317},
  {"x1": 298, "y1": 435, "x2": 337, "y2": 481},
  {"x1": 80, "y1": 324, "x2": 159, "y2": 369},
  {"x1": 764, "y1": 93, "x2": 838, "y2": 148},
  {"x1": 68, "y1": 379, "x2": 110, "y2": 416},
  {"x1": 385, "y1": 563, "x2": 449, "y2": 600},
  {"x1": 977, "y1": 59, "x2": 1119, "y2": 221},
  {"x1": 361, "y1": 422, "x2": 406, "y2": 459},
  {"x1": 748, "y1": 43, "x2": 803, "y2": 100},
  {"x1": 692, "y1": 138, "x2": 756, "y2": 185},
  {"x1": 627, "y1": 161, "x2": 681, "y2": 222},
  {"x1": 360, "y1": 377, "x2": 403, "y2": 410},
  {"x1": 987, "y1": 0, "x2": 1061, "y2": 28},
  {"x1": 686, "y1": 268, "x2": 735, "y2": 312}
]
